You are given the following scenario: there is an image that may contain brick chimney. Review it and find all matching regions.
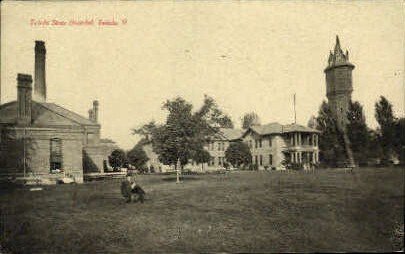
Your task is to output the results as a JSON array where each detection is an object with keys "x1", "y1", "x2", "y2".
[
  {"x1": 92, "y1": 100, "x2": 99, "y2": 123},
  {"x1": 17, "y1": 74, "x2": 33, "y2": 125},
  {"x1": 34, "y1": 40, "x2": 46, "y2": 102},
  {"x1": 88, "y1": 109, "x2": 94, "y2": 121}
]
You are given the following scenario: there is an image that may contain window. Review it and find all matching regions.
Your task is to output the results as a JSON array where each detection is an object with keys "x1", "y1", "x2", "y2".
[
  {"x1": 269, "y1": 137, "x2": 272, "y2": 147},
  {"x1": 259, "y1": 139, "x2": 262, "y2": 148},
  {"x1": 259, "y1": 155, "x2": 263, "y2": 166},
  {"x1": 255, "y1": 155, "x2": 258, "y2": 165},
  {"x1": 249, "y1": 140, "x2": 252, "y2": 148},
  {"x1": 269, "y1": 154, "x2": 273, "y2": 166},
  {"x1": 255, "y1": 140, "x2": 258, "y2": 148},
  {"x1": 50, "y1": 138, "x2": 62, "y2": 171}
]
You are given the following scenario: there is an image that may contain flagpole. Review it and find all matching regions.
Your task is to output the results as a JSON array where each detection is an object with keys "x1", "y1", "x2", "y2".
[{"x1": 293, "y1": 93, "x2": 297, "y2": 124}]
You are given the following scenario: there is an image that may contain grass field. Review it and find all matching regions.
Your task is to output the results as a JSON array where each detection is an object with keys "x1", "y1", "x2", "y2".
[{"x1": 0, "y1": 167, "x2": 404, "y2": 253}]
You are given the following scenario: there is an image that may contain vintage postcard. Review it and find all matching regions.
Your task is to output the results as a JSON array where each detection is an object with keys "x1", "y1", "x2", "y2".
[{"x1": 0, "y1": 0, "x2": 404, "y2": 253}]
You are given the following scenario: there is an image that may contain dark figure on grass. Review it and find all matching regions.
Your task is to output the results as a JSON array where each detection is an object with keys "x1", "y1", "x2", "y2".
[{"x1": 121, "y1": 174, "x2": 146, "y2": 203}]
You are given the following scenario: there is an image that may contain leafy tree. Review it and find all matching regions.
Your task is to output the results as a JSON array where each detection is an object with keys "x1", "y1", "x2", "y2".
[
  {"x1": 225, "y1": 141, "x2": 252, "y2": 168},
  {"x1": 191, "y1": 149, "x2": 211, "y2": 171},
  {"x1": 133, "y1": 95, "x2": 232, "y2": 170},
  {"x1": 375, "y1": 96, "x2": 396, "y2": 163},
  {"x1": 347, "y1": 101, "x2": 370, "y2": 166},
  {"x1": 127, "y1": 146, "x2": 149, "y2": 170},
  {"x1": 0, "y1": 129, "x2": 37, "y2": 175},
  {"x1": 108, "y1": 149, "x2": 127, "y2": 171},
  {"x1": 394, "y1": 118, "x2": 405, "y2": 164},
  {"x1": 316, "y1": 101, "x2": 346, "y2": 167},
  {"x1": 307, "y1": 115, "x2": 317, "y2": 129},
  {"x1": 241, "y1": 112, "x2": 261, "y2": 129}
]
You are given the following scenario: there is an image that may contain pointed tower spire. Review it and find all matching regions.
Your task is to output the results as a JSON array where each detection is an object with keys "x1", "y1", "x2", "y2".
[{"x1": 334, "y1": 35, "x2": 342, "y2": 53}]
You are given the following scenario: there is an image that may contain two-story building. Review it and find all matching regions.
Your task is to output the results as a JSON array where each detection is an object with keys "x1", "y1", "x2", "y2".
[{"x1": 242, "y1": 123, "x2": 320, "y2": 170}]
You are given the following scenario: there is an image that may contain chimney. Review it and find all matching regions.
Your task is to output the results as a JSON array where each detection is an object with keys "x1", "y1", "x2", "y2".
[
  {"x1": 17, "y1": 74, "x2": 33, "y2": 125},
  {"x1": 88, "y1": 109, "x2": 94, "y2": 121},
  {"x1": 34, "y1": 40, "x2": 46, "y2": 102},
  {"x1": 92, "y1": 100, "x2": 99, "y2": 123}
]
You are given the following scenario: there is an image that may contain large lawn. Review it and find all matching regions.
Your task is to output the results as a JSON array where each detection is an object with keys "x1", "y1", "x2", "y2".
[{"x1": 0, "y1": 168, "x2": 403, "y2": 253}]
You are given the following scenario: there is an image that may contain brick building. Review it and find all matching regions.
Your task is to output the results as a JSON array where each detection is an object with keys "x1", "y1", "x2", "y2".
[{"x1": 0, "y1": 41, "x2": 117, "y2": 183}]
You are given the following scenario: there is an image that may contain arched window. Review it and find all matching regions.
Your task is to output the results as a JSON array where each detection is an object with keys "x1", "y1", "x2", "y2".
[{"x1": 50, "y1": 138, "x2": 63, "y2": 172}]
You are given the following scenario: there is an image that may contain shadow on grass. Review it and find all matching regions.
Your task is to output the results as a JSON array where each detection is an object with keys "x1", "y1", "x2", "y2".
[{"x1": 161, "y1": 176, "x2": 202, "y2": 182}]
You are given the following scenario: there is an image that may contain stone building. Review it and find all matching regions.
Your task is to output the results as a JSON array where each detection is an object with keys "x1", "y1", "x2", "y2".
[
  {"x1": 0, "y1": 41, "x2": 117, "y2": 183},
  {"x1": 324, "y1": 36, "x2": 356, "y2": 167},
  {"x1": 325, "y1": 36, "x2": 355, "y2": 130},
  {"x1": 242, "y1": 123, "x2": 320, "y2": 170}
]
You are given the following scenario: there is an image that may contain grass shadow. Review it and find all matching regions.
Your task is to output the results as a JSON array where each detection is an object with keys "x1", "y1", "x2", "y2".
[{"x1": 161, "y1": 176, "x2": 202, "y2": 182}]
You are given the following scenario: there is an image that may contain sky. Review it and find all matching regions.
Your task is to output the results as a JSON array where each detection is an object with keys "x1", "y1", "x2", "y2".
[{"x1": 1, "y1": 1, "x2": 404, "y2": 150}]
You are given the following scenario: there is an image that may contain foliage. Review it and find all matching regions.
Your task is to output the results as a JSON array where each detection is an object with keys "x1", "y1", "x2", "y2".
[
  {"x1": 225, "y1": 141, "x2": 252, "y2": 168},
  {"x1": 394, "y1": 118, "x2": 405, "y2": 164},
  {"x1": 127, "y1": 146, "x2": 149, "y2": 170},
  {"x1": 347, "y1": 101, "x2": 371, "y2": 166},
  {"x1": 0, "y1": 130, "x2": 37, "y2": 174},
  {"x1": 191, "y1": 149, "x2": 211, "y2": 165},
  {"x1": 375, "y1": 96, "x2": 397, "y2": 163},
  {"x1": 241, "y1": 112, "x2": 261, "y2": 129},
  {"x1": 307, "y1": 115, "x2": 317, "y2": 129},
  {"x1": 132, "y1": 95, "x2": 233, "y2": 169},
  {"x1": 315, "y1": 101, "x2": 346, "y2": 167},
  {"x1": 108, "y1": 149, "x2": 127, "y2": 170}
]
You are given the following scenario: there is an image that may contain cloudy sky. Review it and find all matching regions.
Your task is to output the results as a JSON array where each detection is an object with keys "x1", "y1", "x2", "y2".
[{"x1": 1, "y1": 1, "x2": 404, "y2": 149}]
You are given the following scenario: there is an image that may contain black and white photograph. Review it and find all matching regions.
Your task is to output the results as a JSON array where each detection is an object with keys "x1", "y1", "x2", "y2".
[{"x1": 0, "y1": 1, "x2": 404, "y2": 253}]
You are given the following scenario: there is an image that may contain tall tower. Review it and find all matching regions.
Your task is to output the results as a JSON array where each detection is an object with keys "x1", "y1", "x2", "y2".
[
  {"x1": 324, "y1": 36, "x2": 356, "y2": 167},
  {"x1": 324, "y1": 36, "x2": 355, "y2": 131}
]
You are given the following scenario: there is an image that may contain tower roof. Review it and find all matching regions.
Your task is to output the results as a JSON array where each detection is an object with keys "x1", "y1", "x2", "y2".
[{"x1": 325, "y1": 35, "x2": 354, "y2": 71}]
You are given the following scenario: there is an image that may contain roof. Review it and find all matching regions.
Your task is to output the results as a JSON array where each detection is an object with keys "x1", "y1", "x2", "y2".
[
  {"x1": 39, "y1": 102, "x2": 97, "y2": 126},
  {"x1": 244, "y1": 122, "x2": 320, "y2": 137},
  {"x1": 0, "y1": 100, "x2": 98, "y2": 126},
  {"x1": 219, "y1": 128, "x2": 244, "y2": 140}
]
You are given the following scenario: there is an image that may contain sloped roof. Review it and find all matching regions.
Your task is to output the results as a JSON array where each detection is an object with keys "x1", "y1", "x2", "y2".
[
  {"x1": 245, "y1": 122, "x2": 319, "y2": 137},
  {"x1": 0, "y1": 100, "x2": 98, "y2": 126},
  {"x1": 282, "y1": 123, "x2": 320, "y2": 133},
  {"x1": 219, "y1": 128, "x2": 244, "y2": 140},
  {"x1": 39, "y1": 102, "x2": 97, "y2": 126},
  {"x1": 250, "y1": 123, "x2": 283, "y2": 135}
]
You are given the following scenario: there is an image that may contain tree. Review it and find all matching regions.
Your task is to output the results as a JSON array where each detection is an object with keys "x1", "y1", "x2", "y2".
[
  {"x1": 307, "y1": 115, "x2": 317, "y2": 129},
  {"x1": 191, "y1": 149, "x2": 211, "y2": 171},
  {"x1": 375, "y1": 96, "x2": 396, "y2": 163},
  {"x1": 225, "y1": 141, "x2": 252, "y2": 168},
  {"x1": 315, "y1": 101, "x2": 346, "y2": 167},
  {"x1": 394, "y1": 118, "x2": 405, "y2": 164},
  {"x1": 133, "y1": 95, "x2": 233, "y2": 170},
  {"x1": 346, "y1": 101, "x2": 370, "y2": 166},
  {"x1": 127, "y1": 146, "x2": 149, "y2": 170},
  {"x1": 241, "y1": 112, "x2": 261, "y2": 129},
  {"x1": 108, "y1": 149, "x2": 127, "y2": 171}
]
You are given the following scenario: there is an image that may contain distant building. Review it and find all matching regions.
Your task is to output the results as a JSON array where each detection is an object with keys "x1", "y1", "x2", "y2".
[
  {"x1": 139, "y1": 124, "x2": 319, "y2": 172},
  {"x1": 200, "y1": 128, "x2": 244, "y2": 170},
  {"x1": 0, "y1": 41, "x2": 117, "y2": 183},
  {"x1": 242, "y1": 123, "x2": 320, "y2": 170}
]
